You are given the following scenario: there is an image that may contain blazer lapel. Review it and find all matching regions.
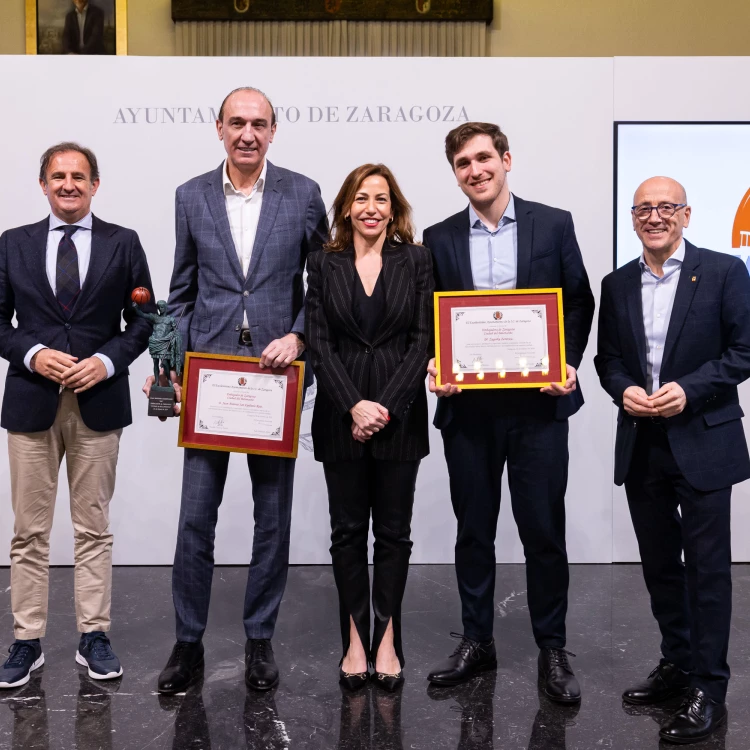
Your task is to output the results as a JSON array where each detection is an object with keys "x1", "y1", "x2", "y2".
[
  {"x1": 21, "y1": 219, "x2": 60, "y2": 315},
  {"x1": 662, "y1": 242, "x2": 701, "y2": 370},
  {"x1": 327, "y1": 249, "x2": 367, "y2": 344},
  {"x1": 206, "y1": 164, "x2": 244, "y2": 282},
  {"x1": 451, "y1": 209, "x2": 474, "y2": 290},
  {"x1": 372, "y1": 247, "x2": 409, "y2": 346},
  {"x1": 514, "y1": 195, "x2": 533, "y2": 289},
  {"x1": 623, "y1": 260, "x2": 648, "y2": 385},
  {"x1": 72, "y1": 215, "x2": 116, "y2": 318},
  {"x1": 83, "y1": 8, "x2": 94, "y2": 39},
  {"x1": 246, "y1": 161, "x2": 282, "y2": 284}
]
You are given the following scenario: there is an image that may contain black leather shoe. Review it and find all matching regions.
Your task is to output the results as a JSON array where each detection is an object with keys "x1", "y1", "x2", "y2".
[
  {"x1": 157, "y1": 641, "x2": 204, "y2": 694},
  {"x1": 538, "y1": 648, "x2": 581, "y2": 704},
  {"x1": 339, "y1": 668, "x2": 369, "y2": 692},
  {"x1": 373, "y1": 671, "x2": 404, "y2": 692},
  {"x1": 659, "y1": 688, "x2": 727, "y2": 744},
  {"x1": 427, "y1": 633, "x2": 497, "y2": 686},
  {"x1": 245, "y1": 639, "x2": 279, "y2": 691},
  {"x1": 622, "y1": 662, "x2": 690, "y2": 705}
]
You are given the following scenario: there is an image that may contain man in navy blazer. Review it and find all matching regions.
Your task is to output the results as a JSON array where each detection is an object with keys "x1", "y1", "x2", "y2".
[
  {"x1": 62, "y1": 1, "x2": 106, "y2": 55},
  {"x1": 423, "y1": 123, "x2": 594, "y2": 703},
  {"x1": 0, "y1": 143, "x2": 153, "y2": 689},
  {"x1": 596, "y1": 177, "x2": 750, "y2": 744},
  {"x1": 150, "y1": 87, "x2": 327, "y2": 694}
]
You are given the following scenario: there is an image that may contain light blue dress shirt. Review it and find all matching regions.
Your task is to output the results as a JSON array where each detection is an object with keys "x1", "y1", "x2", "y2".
[
  {"x1": 640, "y1": 240, "x2": 685, "y2": 394},
  {"x1": 24, "y1": 212, "x2": 114, "y2": 378},
  {"x1": 468, "y1": 194, "x2": 517, "y2": 291}
]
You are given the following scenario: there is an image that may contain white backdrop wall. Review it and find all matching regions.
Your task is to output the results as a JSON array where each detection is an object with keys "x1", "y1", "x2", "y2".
[{"x1": 0, "y1": 55, "x2": 747, "y2": 565}]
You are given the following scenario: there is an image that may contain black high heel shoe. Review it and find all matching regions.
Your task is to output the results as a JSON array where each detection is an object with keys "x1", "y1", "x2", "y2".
[
  {"x1": 372, "y1": 670, "x2": 404, "y2": 692},
  {"x1": 339, "y1": 667, "x2": 369, "y2": 691}
]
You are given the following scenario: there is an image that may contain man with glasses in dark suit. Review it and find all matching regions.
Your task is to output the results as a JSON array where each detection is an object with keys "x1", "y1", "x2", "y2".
[
  {"x1": 148, "y1": 87, "x2": 327, "y2": 694},
  {"x1": 596, "y1": 177, "x2": 750, "y2": 744}
]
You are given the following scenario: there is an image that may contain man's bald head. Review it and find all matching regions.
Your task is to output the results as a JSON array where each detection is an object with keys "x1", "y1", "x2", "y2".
[
  {"x1": 633, "y1": 176, "x2": 687, "y2": 206},
  {"x1": 631, "y1": 176, "x2": 691, "y2": 259}
]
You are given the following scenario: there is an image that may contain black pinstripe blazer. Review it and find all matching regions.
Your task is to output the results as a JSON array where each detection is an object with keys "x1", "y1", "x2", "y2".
[{"x1": 305, "y1": 243, "x2": 433, "y2": 462}]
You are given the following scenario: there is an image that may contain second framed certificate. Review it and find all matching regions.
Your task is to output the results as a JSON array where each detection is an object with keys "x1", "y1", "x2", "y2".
[
  {"x1": 434, "y1": 289, "x2": 566, "y2": 389},
  {"x1": 178, "y1": 352, "x2": 305, "y2": 457}
]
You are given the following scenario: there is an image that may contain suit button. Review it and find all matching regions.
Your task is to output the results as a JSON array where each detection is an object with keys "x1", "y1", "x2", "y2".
[
  {"x1": 365, "y1": 347, "x2": 372, "y2": 354},
  {"x1": 243, "y1": 290, "x2": 249, "y2": 297},
  {"x1": 64, "y1": 323, "x2": 71, "y2": 330},
  {"x1": 235, "y1": 324, "x2": 241, "y2": 331}
]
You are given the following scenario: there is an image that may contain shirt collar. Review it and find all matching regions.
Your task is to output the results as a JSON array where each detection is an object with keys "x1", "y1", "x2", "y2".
[
  {"x1": 49, "y1": 212, "x2": 93, "y2": 232},
  {"x1": 469, "y1": 193, "x2": 516, "y2": 232},
  {"x1": 223, "y1": 159, "x2": 267, "y2": 198},
  {"x1": 639, "y1": 238, "x2": 686, "y2": 272}
]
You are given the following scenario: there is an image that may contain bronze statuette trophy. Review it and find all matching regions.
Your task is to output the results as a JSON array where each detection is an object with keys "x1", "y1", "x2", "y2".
[{"x1": 131, "y1": 287, "x2": 183, "y2": 417}]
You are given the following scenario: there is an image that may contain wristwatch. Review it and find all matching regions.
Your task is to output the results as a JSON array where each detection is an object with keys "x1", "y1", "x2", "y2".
[{"x1": 293, "y1": 332, "x2": 306, "y2": 344}]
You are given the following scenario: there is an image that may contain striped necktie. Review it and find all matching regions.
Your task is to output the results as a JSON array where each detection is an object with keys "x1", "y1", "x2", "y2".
[{"x1": 55, "y1": 225, "x2": 81, "y2": 318}]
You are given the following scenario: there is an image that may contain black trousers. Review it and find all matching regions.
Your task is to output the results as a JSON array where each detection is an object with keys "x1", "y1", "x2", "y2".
[
  {"x1": 442, "y1": 413, "x2": 570, "y2": 646},
  {"x1": 323, "y1": 455, "x2": 420, "y2": 667},
  {"x1": 625, "y1": 422, "x2": 732, "y2": 702}
]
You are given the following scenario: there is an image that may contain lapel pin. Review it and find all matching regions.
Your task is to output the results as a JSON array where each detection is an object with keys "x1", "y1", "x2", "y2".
[{"x1": 691, "y1": 276, "x2": 697, "y2": 282}]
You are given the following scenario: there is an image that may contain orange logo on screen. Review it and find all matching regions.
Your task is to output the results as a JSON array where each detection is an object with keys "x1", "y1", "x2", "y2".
[{"x1": 732, "y1": 188, "x2": 750, "y2": 249}]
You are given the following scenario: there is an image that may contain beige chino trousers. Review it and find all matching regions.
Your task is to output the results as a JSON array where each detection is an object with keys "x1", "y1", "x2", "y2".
[{"x1": 8, "y1": 389, "x2": 121, "y2": 639}]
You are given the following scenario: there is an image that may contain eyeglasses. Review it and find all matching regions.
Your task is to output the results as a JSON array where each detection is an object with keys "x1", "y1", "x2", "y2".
[{"x1": 631, "y1": 203, "x2": 687, "y2": 220}]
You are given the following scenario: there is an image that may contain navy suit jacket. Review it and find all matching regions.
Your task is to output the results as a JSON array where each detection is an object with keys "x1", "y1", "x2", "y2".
[
  {"x1": 0, "y1": 216, "x2": 154, "y2": 432},
  {"x1": 62, "y1": 3, "x2": 106, "y2": 55},
  {"x1": 167, "y1": 161, "x2": 328, "y2": 389},
  {"x1": 423, "y1": 195, "x2": 595, "y2": 428},
  {"x1": 595, "y1": 241, "x2": 750, "y2": 492}
]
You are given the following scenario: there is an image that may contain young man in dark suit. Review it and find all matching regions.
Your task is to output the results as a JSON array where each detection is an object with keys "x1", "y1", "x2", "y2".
[
  {"x1": 596, "y1": 177, "x2": 750, "y2": 744},
  {"x1": 0, "y1": 143, "x2": 153, "y2": 688},
  {"x1": 423, "y1": 122, "x2": 594, "y2": 703}
]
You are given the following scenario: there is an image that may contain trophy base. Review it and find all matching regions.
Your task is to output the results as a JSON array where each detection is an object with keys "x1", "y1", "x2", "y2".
[{"x1": 149, "y1": 386, "x2": 176, "y2": 418}]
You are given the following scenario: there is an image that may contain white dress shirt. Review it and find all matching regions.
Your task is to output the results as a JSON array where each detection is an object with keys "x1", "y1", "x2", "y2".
[
  {"x1": 468, "y1": 195, "x2": 518, "y2": 290},
  {"x1": 76, "y1": 5, "x2": 88, "y2": 48},
  {"x1": 640, "y1": 239, "x2": 685, "y2": 394},
  {"x1": 24, "y1": 212, "x2": 114, "y2": 377},
  {"x1": 223, "y1": 159, "x2": 266, "y2": 329}
]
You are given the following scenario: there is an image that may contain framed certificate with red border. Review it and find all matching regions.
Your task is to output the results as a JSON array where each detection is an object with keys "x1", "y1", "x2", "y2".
[
  {"x1": 177, "y1": 352, "x2": 305, "y2": 457},
  {"x1": 434, "y1": 289, "x2": 566, "y2": 390}
]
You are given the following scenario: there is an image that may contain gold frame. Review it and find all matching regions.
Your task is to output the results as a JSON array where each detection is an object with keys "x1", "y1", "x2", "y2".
[
  {"x1": 434, "y1": 288, "x2": 567, "y2": 390},
  {"x1": 26, "y1": 0, "x2": 128, "y2": 55},
  {"x1": 177, "y1": 352, "x2": 305, "y2": 458}
]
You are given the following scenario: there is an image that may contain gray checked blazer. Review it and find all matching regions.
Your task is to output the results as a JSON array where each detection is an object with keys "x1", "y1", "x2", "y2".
[{"x1": 167, "y1": 161, "x2": 328, "y2": 387}]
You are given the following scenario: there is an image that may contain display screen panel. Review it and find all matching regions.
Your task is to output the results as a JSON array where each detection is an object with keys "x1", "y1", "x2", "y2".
[{"x1": 615, "y1": 122, "x2": 750, "y2": 270}]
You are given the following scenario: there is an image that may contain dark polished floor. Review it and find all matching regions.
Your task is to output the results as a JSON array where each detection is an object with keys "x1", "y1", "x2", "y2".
[{"x1": 0, "y1": 564, "x2": 748, "y2": 749}]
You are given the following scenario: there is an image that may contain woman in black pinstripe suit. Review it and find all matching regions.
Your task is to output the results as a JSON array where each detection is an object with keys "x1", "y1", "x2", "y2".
[{"x1": 305, "y1": 164, "x2": 433, "y2": 691}]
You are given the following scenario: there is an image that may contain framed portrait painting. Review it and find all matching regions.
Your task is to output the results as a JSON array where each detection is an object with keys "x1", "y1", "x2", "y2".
[{"x1": 26, "y1": 0, "x2": 127, "y2": 55}]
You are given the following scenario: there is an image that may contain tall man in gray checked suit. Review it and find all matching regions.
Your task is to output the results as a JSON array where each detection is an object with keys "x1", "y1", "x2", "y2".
[{"x1": 147, "y1": 87, "x2": 328, "y2": 693}]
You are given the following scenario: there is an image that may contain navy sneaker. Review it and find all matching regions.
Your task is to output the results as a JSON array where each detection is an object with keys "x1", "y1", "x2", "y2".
[
  {"x1": 76, "y1": 632, "x2": 123, "y2": 680},
  {"x1": 0, "y1": 640, "x2": 44, "y2": 689}
]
